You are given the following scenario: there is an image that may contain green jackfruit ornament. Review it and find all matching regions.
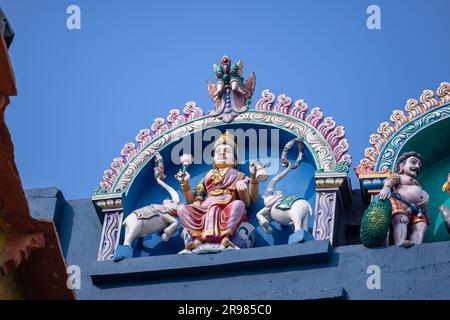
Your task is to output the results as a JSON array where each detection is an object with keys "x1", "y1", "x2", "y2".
[{"x1": 360, "y1": 197, "x2": 392, "y2": 248}]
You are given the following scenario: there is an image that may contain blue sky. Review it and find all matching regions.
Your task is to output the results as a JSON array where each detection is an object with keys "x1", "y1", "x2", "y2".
[{"x1": 3, "y1": 0, "x2": 450, "y2": 200}]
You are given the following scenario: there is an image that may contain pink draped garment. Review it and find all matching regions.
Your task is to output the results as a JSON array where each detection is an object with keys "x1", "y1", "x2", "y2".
[{"x1": 177, "y1": 167, "x2": 248, "y2": 243}]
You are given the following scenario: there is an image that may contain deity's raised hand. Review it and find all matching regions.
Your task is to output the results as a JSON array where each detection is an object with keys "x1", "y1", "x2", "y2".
[
  {"x1": 175, "y1": 169, "x2": 190, "y2": 183},
  {"x1": 236, "y1": 179, "x2": 249, "y2": 192},
  {"x1": 249, "y1": 160, "x2": 257, "y2": 178}
]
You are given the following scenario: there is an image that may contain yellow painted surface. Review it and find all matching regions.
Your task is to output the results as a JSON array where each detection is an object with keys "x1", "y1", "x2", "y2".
[
  {"x1": 358, "y1": 173, "x2": 390, "y2": 179},
  {"x1": 0, "y1": 217, "x2": 6, "y2": 256},
  {"x1": 0, "y1": 226, "x2": 24, "y2": 300},
  {"x1": 0, "y1": 271, "x2": 24, "y2": 300}
]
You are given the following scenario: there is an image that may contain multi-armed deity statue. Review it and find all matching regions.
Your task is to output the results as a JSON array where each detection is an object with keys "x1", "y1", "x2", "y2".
[
  {"x1": 113, "y1": 131, "x2": 314, "y2": 259},
  {"x1": 175, "y1": 131, "x2": 259, "y2": 252},
  {"x1": 378, "y1": 152, "x2": 430, "y2": 247}
]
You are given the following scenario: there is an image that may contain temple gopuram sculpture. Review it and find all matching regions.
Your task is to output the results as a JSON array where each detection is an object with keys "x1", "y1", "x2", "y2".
[
  {"x1": 92, "y1": 55, "x2": 353, "y2": 261},
  {"x1": 256, "y1": 138, "x2": 313, "y2": 244},
  {"x1": 207, "y1": 55, "x2": 256, "y2": 123},
  {"x1": 113, "y1": 153, "x2": 180, "y2": 261},
  {"x1": 5, "y1": 1, "x2": 450, "y2": 299},
  {"x1": 360, "y1": 152, "x2": 430, "y2": 248},
  {"x1": 176, "y1": 131, "x2": 259, "y2": 253},
  {"x1": 378, "y1": 152, "x2": 429, "y2": 247},
  {"x1": 357, "y1": 82, "x2": 450, "y2": 247}
]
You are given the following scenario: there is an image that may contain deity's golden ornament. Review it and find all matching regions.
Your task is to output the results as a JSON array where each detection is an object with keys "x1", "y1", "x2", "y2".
[{"x1": 210, "y1": 167, "x2": 230, "y2": 185}]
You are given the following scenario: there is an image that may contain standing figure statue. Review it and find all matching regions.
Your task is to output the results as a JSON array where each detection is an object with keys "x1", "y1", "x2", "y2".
[
  {"x1": 439, "y1": 173, "x2": 450, "y2": 234},
  {"x1": 207, "y1": 55, "x2": 256, "y2": 123},
  {"x1": 175, "y1": 131, "x2": 259, "y2": 252},
  {"x1": 378, "y1": 151, "x2": 430, "y2": 247}
]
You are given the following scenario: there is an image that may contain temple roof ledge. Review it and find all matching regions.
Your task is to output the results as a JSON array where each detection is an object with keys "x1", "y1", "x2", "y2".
[{"x1": 90, "y1": 240, "x2": 332, "y2": 285}]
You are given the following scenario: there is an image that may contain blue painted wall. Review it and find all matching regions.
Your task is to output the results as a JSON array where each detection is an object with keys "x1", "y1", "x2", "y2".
[{"x1": 26, "y1": 187, "x2": 450, "y2": 300}]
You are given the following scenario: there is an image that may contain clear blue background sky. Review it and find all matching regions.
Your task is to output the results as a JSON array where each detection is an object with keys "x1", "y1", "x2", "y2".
[{"x1": 3, "y1": 0, "x2": 450, "y2": 200}]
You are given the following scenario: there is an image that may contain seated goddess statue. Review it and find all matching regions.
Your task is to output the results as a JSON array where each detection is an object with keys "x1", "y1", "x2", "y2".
[{"x1": 175, "y1": 131, "x2": 259, "y2": 251}]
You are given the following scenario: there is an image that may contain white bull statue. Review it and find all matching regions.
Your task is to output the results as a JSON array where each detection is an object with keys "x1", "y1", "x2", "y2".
[
  {"x1": 256, "y1": 139, "x2": 313, "y2": 244},
  {"x1": 113, "y1": 154, "x2": 182, "y2": 261},
  {"x1": 122, "y1": 178, "x2": 180, "y2": 246}
]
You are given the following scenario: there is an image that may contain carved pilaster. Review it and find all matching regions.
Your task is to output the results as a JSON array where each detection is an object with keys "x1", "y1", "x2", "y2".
[
  {"x1": 314, "y1": 191, "x2": 336, "y2": 242},
  {"x1": 313, "y1": 173, "x2": 350, "y2": 245},
  {"x1": 355, "y1": 167, "x2": 391, "y2": 208},
  {"x1": 93, "y1": 194, "x2": 123, "y2": 261}
]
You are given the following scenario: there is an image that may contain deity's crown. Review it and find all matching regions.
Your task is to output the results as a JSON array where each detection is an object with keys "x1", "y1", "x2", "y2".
[{"x1": 214, "y1": 131, "x2": 236, "y2": 149}]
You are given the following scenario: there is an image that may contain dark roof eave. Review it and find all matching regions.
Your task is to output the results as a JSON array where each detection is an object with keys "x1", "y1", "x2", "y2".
[{"x1": 0, "y1": 6, "x2": 14, "y2": 49}]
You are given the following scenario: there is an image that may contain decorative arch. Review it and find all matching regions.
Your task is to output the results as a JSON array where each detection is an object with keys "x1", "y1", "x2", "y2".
[
  {"x1": 355, "y1": 82, "x2": 450, "y2": 243},
  {"x1": 95, "y1": 90, "x2": 351, "y2": 197},
  {"x1": 356, "y1": 82, "x2": 450, "y2": 175},
  {"x1": 92, "y1": 89, "x2": 353, "y2": 260}
]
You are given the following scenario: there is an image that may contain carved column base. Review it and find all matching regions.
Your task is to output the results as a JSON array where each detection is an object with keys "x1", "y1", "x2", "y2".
[
  {"x1": 313, "y1": 173, "x2": 351, "y2": 245},
  {"x1": 93, "y1": 194, "x2": 123, "y2": 261}
]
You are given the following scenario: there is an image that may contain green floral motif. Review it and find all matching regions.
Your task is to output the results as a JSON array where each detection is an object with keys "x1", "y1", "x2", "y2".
[{"x1": 317, "y1": 161, "x2": 351, "y2": 174}]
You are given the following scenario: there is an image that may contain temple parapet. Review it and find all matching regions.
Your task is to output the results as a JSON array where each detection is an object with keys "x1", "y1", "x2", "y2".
[{"x1": 92, "y1": 56, "x2": 353, "y2": 261}]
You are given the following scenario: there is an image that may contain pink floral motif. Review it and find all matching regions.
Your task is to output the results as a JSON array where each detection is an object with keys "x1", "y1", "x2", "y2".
[
  {"x1": 327, "y1": 126, "x2": 345, "y2": 150},
  {"x1": 111, "y1": 157, "x2": 126, "y2": 174},
  {"x1": 305, "y1": 107, "x2": 324, "y2": 127},
  {"x1": 151, "y1": 117, "x2": 169, "y2": 137},
  {"x1": 273, "y1": 94, "x2": 292, "y2": 114},
  {"x1": 101, "y1": 169, "x2": 117, "y2": 192},
  {"x1": 290, "y1": 99, "x2": 309, "y2": 120},
  {"x1": 167, "y1": 109, "x2": 186, "y2": 128},
  {"x1": 255, "y1": 89, "x2": 275, "y2": 111},
  {"x1": 256, "y1": 90, "x2": 351, "y2": 167},
  {"x1": 183, "y1": 101, "x2": 204, "y2": 121},
  {"x1": 98, "y1": 101, "x2": 204, "y2": 193},
  {"x1": 98, "y1": 88, "x2": 356, "y2": 194},
  {"x1": 333, "y1": 139, "x2": 350, "y2": 163},
  {"x1": 121, "y1": 142, "x2": 138, "y2": 162},
  {"x1": 135, "y1": 129, "x2": 152, "y2": 148},
  {"x1": 317, "y1": 117, "x2": 336, "y2": 140}
]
